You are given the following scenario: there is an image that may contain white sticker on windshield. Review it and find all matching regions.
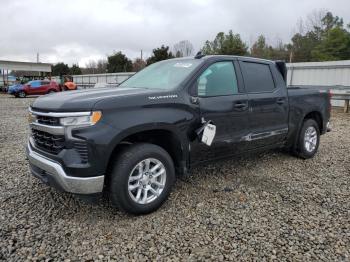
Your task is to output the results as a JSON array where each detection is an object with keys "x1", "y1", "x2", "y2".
[{"x1": 174, "y1": 63, "x2": 192, "y2": 68}]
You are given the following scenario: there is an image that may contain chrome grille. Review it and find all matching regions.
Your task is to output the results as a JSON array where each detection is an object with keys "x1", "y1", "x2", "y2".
[
  {"x1": 36, "y1": 115, "x2": 60, "y2": 126},
  {"x1": 31, "y1": 128, "x2": 65, "y2": 154}
]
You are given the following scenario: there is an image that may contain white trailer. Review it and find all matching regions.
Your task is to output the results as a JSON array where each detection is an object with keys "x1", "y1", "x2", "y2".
[
  {"x1": 287, "y1": 60, "x2": 350, "y2": 107},
  {"x1": 71, "y1": 72, "x2": 135, "y2": 89}
]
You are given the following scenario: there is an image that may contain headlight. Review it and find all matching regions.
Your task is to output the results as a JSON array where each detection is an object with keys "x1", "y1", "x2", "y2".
[{"x1": 60, "y1": 111, "x2": 102, "y2": 126}]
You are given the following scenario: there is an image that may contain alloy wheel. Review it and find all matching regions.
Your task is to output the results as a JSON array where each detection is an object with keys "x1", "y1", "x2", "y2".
[
  {"x1": 128, "y1": 158, "x2": 166, "y2": 204},
  {"x1": 304, "y1": 126, "x2": 317, "y2": 152}
]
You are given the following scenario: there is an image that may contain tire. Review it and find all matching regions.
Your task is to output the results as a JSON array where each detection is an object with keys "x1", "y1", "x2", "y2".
[
  {"x1": 109, "y1": 143, "x2": 175, "y2": 215},
  {"x1": 18, "y1": 91, "x2": 26, "y2": 98},
  {"x1": 294, "y1": 119, "x2": 320, "y2": 159},
  {"x1": 48, "y1": 90, "x2": 56, "y2": 94}
]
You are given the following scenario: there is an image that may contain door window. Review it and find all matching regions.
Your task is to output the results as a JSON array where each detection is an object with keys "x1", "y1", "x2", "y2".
[
  {"x1": 240, "y1": 62, "x2": 275, "y2": 93},
  {"x1": 197, "y1": 61, "x2": 238, "y2": 96},
  {"x1": 28, "y1": 81, "x2": 41, "y2": 88},
  {"x1": 41, "y1": 81, "x2": 50, "y2": 86}
]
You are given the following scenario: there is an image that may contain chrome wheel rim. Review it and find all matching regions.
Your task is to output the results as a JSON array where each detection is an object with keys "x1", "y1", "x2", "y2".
[
  {"x1": 128, "y1": 158, "x2": 166, "y2": 204},
  {"x1": 19, "y1": 92, "x2": 25, "y2": 97},
  {"x1": 304, "y1": 126, "x2": 317, "y2": 152}
]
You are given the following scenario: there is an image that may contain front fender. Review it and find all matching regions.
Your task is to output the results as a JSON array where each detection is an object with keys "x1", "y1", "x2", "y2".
[{"x1": 107, "y1": 123, "x2": 191, "y2": 169}]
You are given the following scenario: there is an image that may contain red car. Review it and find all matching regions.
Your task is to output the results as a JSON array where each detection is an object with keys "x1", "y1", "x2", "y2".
[{"x1": 15, "y1": 80, "x2": 60, "y2": 98}]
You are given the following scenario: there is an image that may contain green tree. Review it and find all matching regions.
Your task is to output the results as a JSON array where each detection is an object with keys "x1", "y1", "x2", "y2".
[
  {"x1": 312, "y1": 27, "x2": 350, "y2": 61},
  {"x1": 289, "y1": 11, "x2": 349, "y2": 62},
  {"x1": 52, "y1": 62, "x2": 70, "y2": 76},
  {"x1": 250, "y1": 36, "x2": 289, "y2": 61},
  {"x1": 70, "y1": 64, "x2": 82, "y2": 75},
  {"x1": 288, "y1": 31, "x2": 320, "y2": 62},
  {"x1": 250, "y1": 35, "x2": 270, "y2": 59},
  {"x1": 321, "y1": 12, "x2": 344, "y2": 32},
  {"x1": 107, "y1": 51, "x2": 133, "y2": 73},
  {"x1": 146, "y1": 45, "x2": 174, "y2": 65},
  {"x1": 268, "y1": 41, "x2": 290, "y2": 61},
  {"x1": 202, "y1": 30, "x2": 248, "y2": 56}
]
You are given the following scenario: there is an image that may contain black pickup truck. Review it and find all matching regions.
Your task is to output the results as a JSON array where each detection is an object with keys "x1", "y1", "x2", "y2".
[{"x1": 26, "y1": 55, "x2": 331, "y2": 214}]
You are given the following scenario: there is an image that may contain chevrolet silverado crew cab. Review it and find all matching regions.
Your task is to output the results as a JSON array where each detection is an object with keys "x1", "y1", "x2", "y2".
[{"x1": 26, "y1": 55, "x2": 331, "y2": 214}]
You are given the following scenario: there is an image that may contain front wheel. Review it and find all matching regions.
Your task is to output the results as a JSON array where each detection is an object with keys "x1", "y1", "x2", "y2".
[
  {"x1": 18, "y1": 91, "x2": 26, "y2": 98},
  {"x1": 109, "y1": 143, "x2": 175, "y2": 215},
  {"x1": 295, "y1": 119, "x2": 320, "y2": 159}
]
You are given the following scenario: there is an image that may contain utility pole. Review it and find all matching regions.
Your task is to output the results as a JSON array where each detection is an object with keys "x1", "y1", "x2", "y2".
[
  {"x1": 37, "y1": 52, "x2": 40, "y2": 63},
  {"x1": 141, "y1": 50, "x2": 143, "y2": 61}
]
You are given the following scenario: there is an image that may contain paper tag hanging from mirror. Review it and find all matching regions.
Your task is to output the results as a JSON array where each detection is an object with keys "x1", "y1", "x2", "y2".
[{"x1": 201, "y1": 124, "x2": 216, "y2": 146}]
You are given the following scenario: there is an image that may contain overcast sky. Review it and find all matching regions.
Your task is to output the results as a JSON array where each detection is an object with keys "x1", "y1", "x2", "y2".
[{"x1": 0, "y1": 0, "x2": 349, "y2": 67}]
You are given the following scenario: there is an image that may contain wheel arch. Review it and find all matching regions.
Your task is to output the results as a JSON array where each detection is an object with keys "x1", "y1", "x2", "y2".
[
  {"x1": 105, "y1": 127, "x2": 189, "y2": 186},
  {"x1": 303, "y1": 110, "x2": 323, "y2": 133},
  {"x1": 287, "y1": 109, "x2": 324, "y2": 152}
]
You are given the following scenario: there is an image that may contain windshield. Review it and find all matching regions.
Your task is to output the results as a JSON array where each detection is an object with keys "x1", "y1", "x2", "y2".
[{"x1": 120, "y1": 59, "x2": 202, "y2": 90}]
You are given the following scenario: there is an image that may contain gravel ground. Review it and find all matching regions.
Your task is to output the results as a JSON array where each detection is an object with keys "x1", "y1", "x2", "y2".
[{"x1": 0, "y1": 93, "x2": 349, "y2": 261}]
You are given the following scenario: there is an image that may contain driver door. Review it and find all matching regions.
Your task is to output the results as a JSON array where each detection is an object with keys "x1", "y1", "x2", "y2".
[
  {"x1": 27, "y1": 81, "x2": 41, "y2": 95},
  {"x1": 190, "y1": 60, "x2": 250, "y2": 164}
]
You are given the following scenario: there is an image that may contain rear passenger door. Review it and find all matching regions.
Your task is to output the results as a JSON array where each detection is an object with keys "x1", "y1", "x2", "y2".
[{"x1": 238, "y1": 59, "x2": 288, "y2": 148}]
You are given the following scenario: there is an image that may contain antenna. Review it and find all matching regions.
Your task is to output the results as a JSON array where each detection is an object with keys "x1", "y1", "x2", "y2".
[{"x1": 194, "y1": 51, "x2": 205, "y2": 59}]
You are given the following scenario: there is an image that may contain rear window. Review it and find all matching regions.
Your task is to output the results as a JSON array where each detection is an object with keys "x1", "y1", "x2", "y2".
[{"x1": 241, "y1": 62, "x2": 275, "y2": 93}]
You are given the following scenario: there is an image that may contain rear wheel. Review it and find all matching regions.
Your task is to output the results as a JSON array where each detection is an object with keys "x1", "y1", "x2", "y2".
[
  {"x1": 294, "y1": 119, "x2": 320, "y2": 159},
  {"x1": 109, "y1": 143, "x2": 175, "y2": 215},
  {"x1": 18, "y1": 91, "x2": 26, "y2": 98}
]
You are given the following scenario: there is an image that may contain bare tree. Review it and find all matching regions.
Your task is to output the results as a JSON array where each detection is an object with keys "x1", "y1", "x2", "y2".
[
  {"x1": 96, "y1": 59, "x2": 108, "y2": 73},
  {"x1": 132, "y1": 58, "x2": 146, "y2": 72},
  {"x1": 295, "y1": 18, "x2": 306, "y2": 35},
  {"x1": 292, "y1": 9, "x2": 328, "y2": 36},
  {"x1": 83, "y1": 59, "x2": 107, "y2": 74},
  {"x1": 306, "y1": 9, "x2": 327, "y2": 32},
  {"x1": 173, "y1": 40, "x2": 194, "y2": 57},
  {"x1": 84, "y1": 60, "x2": 97, "y2": 74}
]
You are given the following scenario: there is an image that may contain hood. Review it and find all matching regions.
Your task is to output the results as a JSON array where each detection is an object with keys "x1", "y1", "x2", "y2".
[
  {"x1": 31, "y1": 87, "x2": 151, "y2": 112},
  {"x1": 9, "y1": 84, "x2": 23, "y2": 91}
]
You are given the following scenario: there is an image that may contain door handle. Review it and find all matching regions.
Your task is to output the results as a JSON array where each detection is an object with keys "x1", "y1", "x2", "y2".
[
  {"x1": 234, "y1": 101, "x2": 248, "y2": 110},
  {"x1": 276, "y1": 98, "x2": 285, "y2": 105}
]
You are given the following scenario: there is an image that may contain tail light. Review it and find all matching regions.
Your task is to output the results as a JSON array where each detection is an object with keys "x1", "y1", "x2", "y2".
[{"x1": 328, "y1": 90, "x2": 332, "y2": 114}]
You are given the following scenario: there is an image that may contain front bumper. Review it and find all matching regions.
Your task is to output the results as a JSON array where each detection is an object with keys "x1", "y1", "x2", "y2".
[{"x1": 26, "y1": 141, "x2": 105, "y2": 194}]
